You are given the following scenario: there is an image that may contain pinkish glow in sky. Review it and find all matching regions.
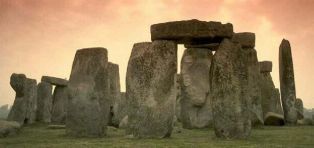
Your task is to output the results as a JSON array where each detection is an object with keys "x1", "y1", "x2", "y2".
[{"x1": 0, "y1": 0, "x2": 313, "y2": 108}]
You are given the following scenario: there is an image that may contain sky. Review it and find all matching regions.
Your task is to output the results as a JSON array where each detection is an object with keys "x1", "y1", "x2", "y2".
[{"x1": 0, "y1": 0, "x2": 314, "y2": 108}]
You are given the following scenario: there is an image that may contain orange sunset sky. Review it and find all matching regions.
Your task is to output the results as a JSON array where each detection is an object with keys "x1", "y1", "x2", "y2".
[{"x1": 0, "y1": 0, "x2": 313, "y2": 108}]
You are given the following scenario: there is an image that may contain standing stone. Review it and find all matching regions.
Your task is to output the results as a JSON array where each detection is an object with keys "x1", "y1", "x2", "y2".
[
  {"x1": 8, "y1": 74, "x2": 37, "y2": 125},
  {"x1": 180, "y1": 48, "x2": 213, "y2": 129},
  {"x1": 112, "y1": 92, "x2": 128, "y2": 128},
  {"x1": 108, "y1": 62, "x2": 121, "y2": 127},
  {"x1": 51, "y1": 86, "x2": 68, "y2": 124},
  {"x1": 295, "y1": 98, "x2": 304, "y2": 120},
  {"x1": 175, "y1": 74, "x2": 182, "y2": 122},
  {"x1": 37, "y1": 82, "x2": 53, "y2": 123},
  {"x1": 232, "y1": 32, "x2": 263, "y2": 126},
  {"x1": 259, "y1": 61, "x2": 284, "y2": 118},
  {"x1": 210, "y1": 39, "x2": 251, "y2": 139},
  {"x1": 66, "y1": 48, "x2": 110, "y2": 137},
  {"x1": 126, "y1": 40, "x2": 177, "y2": 138},
  {"x1": 279, "y1": 39, "x2": 298, "y2": 124}
]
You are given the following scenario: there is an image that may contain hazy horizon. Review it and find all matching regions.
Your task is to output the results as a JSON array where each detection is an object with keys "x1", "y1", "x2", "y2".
[{"x1": 1, "y1": 0, "x2": 313, "y2": 108}]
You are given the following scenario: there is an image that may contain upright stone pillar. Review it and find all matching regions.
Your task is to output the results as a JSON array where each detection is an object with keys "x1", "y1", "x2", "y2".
[
  {"x1": 295, "y1": 98, "x2": 304, "y2": 120},
  {"x1": 259, "y1": 61, "x2": 284, "y2": 125},
  {"x1": 108, "y1": 62, "x2": 121, "y2": 126},
  {"x1": 232, "y1": 32, "x2": 263, "y2": 126},
  {"x1": 37, "y1": 82, "x2": 53, "y2": 123},
  {"x1": 180, "y1": 48, "x2": 213, "y2": 129},
  {"x1": 51, "y1": 86, "x2": 68, "y2": 124},
  {"x1": 210, "y1": 39, "x2": 251, "y2": 139},
  {"x1": 66, "y1": 48, "x2": 110, "y2": 137},
  {"x1": 279, "y1": 39, "x2": 297, "y2": 124},
  {"x1": 8, "y1": 74, "x2": 37, "y2": 125},
  {"x1": 126, "y1": 40, "x2": 177, "y2": 138}
]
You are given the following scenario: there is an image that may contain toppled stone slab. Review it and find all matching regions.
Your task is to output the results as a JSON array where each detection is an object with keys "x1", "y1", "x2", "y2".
[
  {"x1": 180, "y1": 48, "x2": 213, "y2": 129},
  {"x1": 259, "y1": 61, "x2": 273, "y2": 73},
  {"x1": 295, "y1": 98, "x2": 304, "y2": 120},
  {"x1": 8, "y1": 74, "x2": 37, "y2": 125},
  {"x1": 47, "y1": 124, "x2": 66, "y2": 129},
  {"x1": 51, "y1": 86, "x2": 68, "y2": 124},
  {"x1": 66, "y1": 47, "x2": 110, "y2": 137},
  {"x1": 297, "y1": 118, "x2": 313, "y2": 126},
  {"x1": 151, "y1": 19, "x2": 233, "y2": 44},
  {"x1": 232, "y1": 32, "x2": 255, "y2": 48},
  {"x1": 37, "y1": 82, "x2": 53, "y2": 123},
  {"x1": 264, "y1": 112, "x2": 285, "y2": 126},
  {"x1": 126, "y1": 41, "x2": 177, "y2": 138},
  {"x1": 0, "y1": 120, "x2": 21, "y2": 138},
  {"x1": 279, "y1": 39, "x2": 298, "y2": 124},
  {"x1": 184, "y1": 43, "x2": 220, "y2": 51},
  {"x1": 41, "y1": 76, "x2": 68, "y2": 86},
  {"x1": 210, "y1": 39, "x2": 251, "y2": 139}
]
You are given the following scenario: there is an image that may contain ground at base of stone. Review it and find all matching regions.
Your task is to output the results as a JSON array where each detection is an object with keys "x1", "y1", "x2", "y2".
[{"x1": 0, "y1": 123, "x2": 313, "y2": 148}]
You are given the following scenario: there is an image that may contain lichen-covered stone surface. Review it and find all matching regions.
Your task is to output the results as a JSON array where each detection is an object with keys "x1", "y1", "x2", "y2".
[
  {"x1": 279, "y1": 39, "x2": 298, "y2": 124},
  {"x1": 66, "y1": 48, "x2": 110, "y2": 137},
  {"x1": 108, "y1": 63, "x2": 121, "y2": 127},
  {"x1": 126, "y1": 40, "x2": 177, "y2": 138},
  {"x1": 8, "y1": 74, "x2": 37, "y2": 125},
  {"x1": 37, "y1": 82, "x2": 53, "y2": 123},
  {"x1": 180, "y1": 48, "x2": 213, "y2": 129},
  {"x1": 51, "y1": 86, "x2": 68, "y2": 124},
  {"x1": 210, "y1": 39, "x2": 251, "y2": 139},
  {"x1": 151, "y1": 19, "x2": 233, "y2": 44}
]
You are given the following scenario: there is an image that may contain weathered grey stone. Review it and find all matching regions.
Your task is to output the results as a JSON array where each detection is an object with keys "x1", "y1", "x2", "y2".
[
  {"x1": 151, "y1": 19, "x2": 233, "y2": 44},
  {"x1": 0, "y1": 120, "x2": 21, "y2": 138},
  {"x1": 37, "y1": 82, "x2": 53, "y2": 123},
  {"x1": 51, "y1": 86, "x2": 68, "y2": 124},
  {"x1": 175, "y1": 74, "x2": 182, "y2": 122},
  {"x1": 119, "y1": 115, "x2": 128, "y2": 129},
  {"x1": 210, "y1": 39, "x2": 251, "y2": 139},
  {"x1": 259, "y1": 61, "x2": 272, "y2": 73},
  {"x1": 180, "y1": 48, "x2": 213, "y2": 129},
  {"x1": 112, "y1": 92, "x2": 128, "y2": 128},
  {"x1": 264, "y1": 112, "x2": 285, "y2": 126},
  {"x1": 66, "y1": 47, "x2": 110, "y2": 137},
  {"x1": 279, "y1": 39, "x2": 298, "y2": 124},
  {"x1": 297, "y1": 118, "x2": 313, "y2": 126},
  {"x1": 126, "y1": 41, "x2": 177, "y2": 138},
  {"x1": 232, "y1": 32, "x2": 255, "y2": 48},
  {"x1": 232, "y1": 33, "x2": 263, "y2": 126},
  {"x1": 41, "y1": 76, "x2": 68, "y2": 86},
  {"x1": 108, "y1": 62, "x2": 121, "y2": 127},
  {"x1": 295, "y1": 98, "x2": 304, "y2": 120},
  {"x1": 8, "y1": 74, "x2": 37, "y2": 125},
  {"x1": 260, "y1": 71, "x2": 284, "y2": 118},
  {"x1": 184, "y1": 43, "x2": 220, "y2": 51}
]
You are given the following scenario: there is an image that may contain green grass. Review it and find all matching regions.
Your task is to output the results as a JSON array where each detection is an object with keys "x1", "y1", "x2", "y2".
[{"x1": 0, "y1": 123, "x2": 314, "y2": 148}]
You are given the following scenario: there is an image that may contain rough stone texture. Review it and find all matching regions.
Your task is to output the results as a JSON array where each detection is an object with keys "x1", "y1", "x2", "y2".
[
  {"x1": 66, "y1": 47, "x2": 110, "y2": 137},
  {"x1": 232, "y1": 33, "x2": 263, "y2": 126},
  {"x1": 279, "y1": 39, "x2": 298, "y2": 124},
  {"x1": 259, "y1": 61, "x2": 272, "y2": 73},
  {"x1": 210, "y1": 39, "x2": 251, "y2": 139},
  {"x1": 184, "y1": 43, "x2": 220, "y2": 51},
  {"x1": 151, "y1": 19, "x2": 233, "y2": 44},
  {"x1": 126, "y1": 41, "x2": 177, "y2": 138},
  {"x1": 8, "y1": 74, "x2": 37, "y2": 125},
  {"x1": 112, "y1": 92, "x2": 128, "y2": 128},
  {"x1": 36, "y1": 82, "x2": 53, "y2": 123},
  {"x1": 260, "y1": 70, "x2": 284, "y2": 118},
  {"x1": 51, "y1": 86, "x2": 68, "y2": 124},
  {"x1": 108, "y1": 63, "x2": 121, "y2": 127},
  {"x1": 232, "y1": 32, "x2": 255, "y2": 48},
  {"x1": 0, "y1": 120, "x2": 21, "y2": 138},
  {"x1": 180, "y1": 48, "x2": 213, "y2": 129},
  {"x1": 295, "y1": 98, "x2": 304, "y2": 120},
  {"x1": 119, "y1": 115, "x2": 128, "y2": 129},
  {"x1": 175, "y1": 74, "x2": 182, "y2": 122},
  {"x1": 41, "y1": 76, "x2": 68, "y2": 86},
  {"x1": 264, "y1": 112, "x2": 285, "y2": 126}
]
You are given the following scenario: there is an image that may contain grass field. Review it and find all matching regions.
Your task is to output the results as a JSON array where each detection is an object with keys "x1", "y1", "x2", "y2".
[{"x1": 0, "y1": 123, "x2": 313, "y2": 148}]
